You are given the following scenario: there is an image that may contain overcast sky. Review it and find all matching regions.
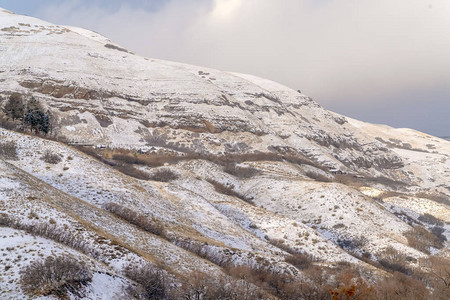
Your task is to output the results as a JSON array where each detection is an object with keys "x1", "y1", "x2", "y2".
[{"x1": 1, "y1": 0, "x2": 449, "y2": 137}]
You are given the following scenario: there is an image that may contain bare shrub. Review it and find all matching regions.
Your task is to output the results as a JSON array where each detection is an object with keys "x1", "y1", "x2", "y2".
[
  {"x1": 405, "y1": 226, "x2": 444, "y2": 254},
  {"x1": 335, "y1": 235, "x2": 368, "y2": 254},
  {"x1": 41, "y1": 150, "x2": 61, "y2": 164},
  {"x1": 0, "y1": 213, "x2": 16, "y2": 227},
  {"x1": 103, "y1": 202, "x2": 166, "y2": 237},
  {"x1": 0, "y1": 140, "x2": 18, "y2": 160},
  {"x1": 148, "y1": 168, "x2": 179, "y2": 182},
  {"x1": 267, "y1": 238, "x2": 298, "y2": 255},
  {"x1": 224, "y1": 163, "x2": 261, "y2": 179},
  {"x1": 377, "y1": 246, "x2": 412, "y2": 275},
  {"x1": 20, "y1": 255, "x2": 92, "y2": 298},
  {"x1": 173, "y1": 239, "x2": 231, "y2": 267},
  {"x1": 124, "y1": 263, "x2": 168, "y2": 299},
  {"x1": 285, "y1": 253, "x2": 314, "y2": 270},
  {"x1": 420, "y1": 256, "x2": 450, "y2": 299},
  {"x1": 178, "y1": 271, "x2": 266, "y2": 300},
  {"x1": 206, "y1": 179, "x2": 254, "y2": 204},
  {"x1": 431, "y1": 226, "x2": 447, "y2": 244},
  {"x1": 376, "y1": 272, "x2": 429, "y2": 300}
]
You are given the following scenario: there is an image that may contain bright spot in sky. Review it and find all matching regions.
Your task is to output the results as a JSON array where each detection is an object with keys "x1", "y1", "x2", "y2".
[{"x1": 212, "y1": 0, "x2": 242, "y2": 20}]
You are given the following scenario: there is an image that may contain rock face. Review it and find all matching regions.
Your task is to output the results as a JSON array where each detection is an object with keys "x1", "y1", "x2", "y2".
[{"x1": 0, "y1": 7, "x2": 449, "y2": 299}]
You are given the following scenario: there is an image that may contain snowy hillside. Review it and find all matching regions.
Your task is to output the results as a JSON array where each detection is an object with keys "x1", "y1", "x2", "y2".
[{"x1": 0, "y1": 7, "x2": 449, "y2": 299}]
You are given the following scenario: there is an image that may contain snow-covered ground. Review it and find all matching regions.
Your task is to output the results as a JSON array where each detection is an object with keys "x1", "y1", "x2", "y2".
[{"x1": 0, "y1": 6, "x2": 449, "y2": 298}]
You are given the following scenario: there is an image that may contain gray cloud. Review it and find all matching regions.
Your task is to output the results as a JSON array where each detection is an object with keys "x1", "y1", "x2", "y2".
[{"x1": 33, "y1": 0, "x2": 450, "y2": 136}]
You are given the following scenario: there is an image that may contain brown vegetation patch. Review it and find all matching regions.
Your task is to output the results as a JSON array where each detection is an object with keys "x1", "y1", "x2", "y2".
[
  {"x1": 0, "y1": 140, "x2": 18, "y2": 160},
  {"x1": 148, "y1": 168, "x2": 179, "y2": 182},
  {"x1": 405, "y1": 225, "x2": 444, "y2": 254},
  {"x1": 41, "y1": 150, "x2": 62, "y2": 164},
  {"x1": 20, "y1": 255, "x2": 92, "y2": 298}
]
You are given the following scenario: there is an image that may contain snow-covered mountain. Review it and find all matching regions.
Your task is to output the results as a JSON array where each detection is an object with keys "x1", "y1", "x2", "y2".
[{"x1": 0, "y1": 7, "x2": 449, "y2": 299}]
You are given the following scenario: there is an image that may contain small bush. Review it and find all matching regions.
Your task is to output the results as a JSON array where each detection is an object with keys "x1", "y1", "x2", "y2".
[
  {"x1": 177, "y1": 270, "x2": 265, "y2": 300},
  {"x1": 20, "y1": 255, "x2": 92, "y2": 298},
  {"x1": 124, "y1": 263, "x2": 168, "y2": 299},
  {"x1": 285, "y1": 253, "x2": 314, "y2": 270},
  {"x1": 375, "y1": 272, "x2": 429, "y2": 300},
  {"x1": 336, "y1": 235, "x2": 368, "y2": 253},
  {"x1": 41, "y1": 150, "x2": 61, "y2": 164},
  {"x1": 148, "y1": 168, "x2": 179, "y2": 182},
  {"x1": 0, "y1": 141, "x2": 18, "y2": 160},
  {"x1": 377, "y1": 246, "x2": 412, "y2": 275},
  {"x1": 172, "y1": 237, "x2": 231, "y2": 267},
  {"x1": 103, "y1": 202, "x2": 166, "y2": 237},
  {"x1": 224, "y1": 163, "x2": 261, "y2": 179}
]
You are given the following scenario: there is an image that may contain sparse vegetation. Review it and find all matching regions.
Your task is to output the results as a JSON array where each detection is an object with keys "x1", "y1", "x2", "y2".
[
  {"x1": 0, "y1": 213, "x2": 98, "y2": 258},
  {"x1": 20, "y1": 255, "x2": 92, "y2": 298}
]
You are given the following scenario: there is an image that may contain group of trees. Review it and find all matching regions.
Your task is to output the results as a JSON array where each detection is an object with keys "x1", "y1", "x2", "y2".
[{"x1": 2, "y1": 93, "x2": 51, "y2": 135}]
